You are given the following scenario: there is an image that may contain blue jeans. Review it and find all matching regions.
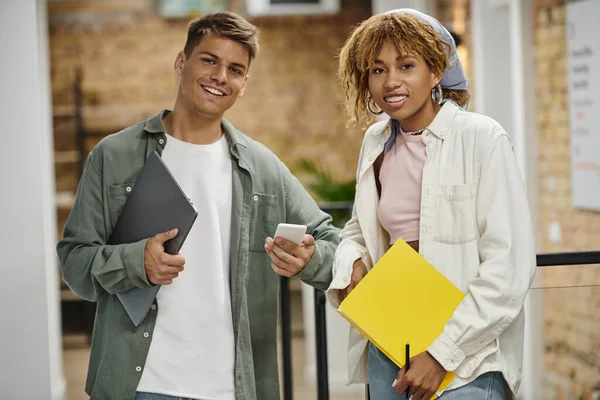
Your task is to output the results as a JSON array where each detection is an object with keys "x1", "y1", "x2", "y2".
[
  {"x1": 368, "y1": 343, "x2": 506, "y2": 400},
  {"x1": 134, "y1": 393, "x2": 196, "y2": 400}
]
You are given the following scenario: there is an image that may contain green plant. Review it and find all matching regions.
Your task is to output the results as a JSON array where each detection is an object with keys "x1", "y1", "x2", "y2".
[{"x1": 296, "y1": 158, "x2": 356, "y2": 227}]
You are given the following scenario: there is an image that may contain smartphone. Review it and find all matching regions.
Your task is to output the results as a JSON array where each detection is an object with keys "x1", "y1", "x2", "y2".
[{"x1": 274, "y1": 223, "x2": 307, "y2": 245}]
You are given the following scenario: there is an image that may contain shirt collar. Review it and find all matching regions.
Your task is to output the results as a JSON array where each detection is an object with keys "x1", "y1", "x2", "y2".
[
  {"x1": 376, "y1": 100, "x2": 460, "y2": 151},
  {"x1": 143, "y1": 109, "x2": 248, "y2": 158},
  {"x1": 221, "y1": 117, "x2": 248, "y2": 160},
  {"x1": 426, "y1": 100, "x2": 460, "y2": 140},
  {"x1": 143, "y1": 109, "x2": 169, "y2": 134}
]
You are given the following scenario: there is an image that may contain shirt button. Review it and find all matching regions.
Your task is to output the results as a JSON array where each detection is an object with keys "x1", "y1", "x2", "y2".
[
  {"x1": 159, "y1": 138, "x2": 165, "y2": 145},
  {"x1": 135, "y1": 366, "x2": 142, "y2": 372},
  {"x1": 253, "y1": 195, "x2": 259, "y2": 201},
  {"x1": 143, "y1": 332, "x2": 149, "y2": 338},
  {"x1": 151, "y1": 304, "x2": 156, "y2": 310},
  {"x1": 126, "y1": 186, "x2": 132, "y2": 193}
]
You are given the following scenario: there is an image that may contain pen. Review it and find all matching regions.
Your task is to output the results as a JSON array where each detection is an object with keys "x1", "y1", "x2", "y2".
[{"x1": 405, "y1": 342, "x2": 410, "y2": 398}]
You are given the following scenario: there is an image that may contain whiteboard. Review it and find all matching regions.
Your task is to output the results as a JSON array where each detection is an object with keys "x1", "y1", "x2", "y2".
[{"x1": 566, "y1": 0, "x2": 600, "y2": 211}]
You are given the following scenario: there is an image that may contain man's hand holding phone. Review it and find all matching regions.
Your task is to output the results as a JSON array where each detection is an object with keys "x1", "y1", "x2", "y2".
[{"x1": 265, "y1": 223, "x2": 314, "y2": 277}]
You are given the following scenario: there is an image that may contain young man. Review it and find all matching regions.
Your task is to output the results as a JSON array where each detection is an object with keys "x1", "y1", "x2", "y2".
[{"x1": 57, "y1": 12, "x2": 339, "y2": 400}]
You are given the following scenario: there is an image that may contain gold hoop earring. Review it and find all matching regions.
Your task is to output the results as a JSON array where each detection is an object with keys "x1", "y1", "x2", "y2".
[
  {"x1": 431, "y1": 84, "x2": 443, "y2": 105},
  {"x1": 366, "y1": 96, "x2": 383, "y2": 115}
]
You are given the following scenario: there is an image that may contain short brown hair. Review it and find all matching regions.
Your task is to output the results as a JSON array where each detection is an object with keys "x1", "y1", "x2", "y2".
[
  {"x1": 338, "y1": 13, "x2": 470, "y2": 127},
  {"x1": 184, "y1": 12, "x2": 259, "y2": 64}
]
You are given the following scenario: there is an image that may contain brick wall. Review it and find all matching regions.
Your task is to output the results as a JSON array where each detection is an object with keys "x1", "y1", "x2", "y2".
[
  {"x1": 534, "y1": 1, "x2": 600, "y2": 398},
  {"x1": 49, "y1": 1, "x2": 372, "y2": 238}
]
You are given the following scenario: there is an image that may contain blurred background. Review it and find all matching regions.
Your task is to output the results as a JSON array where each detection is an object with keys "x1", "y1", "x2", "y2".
[{"x1": 1, "y1": 0, "x2": 600, "y2": 399}]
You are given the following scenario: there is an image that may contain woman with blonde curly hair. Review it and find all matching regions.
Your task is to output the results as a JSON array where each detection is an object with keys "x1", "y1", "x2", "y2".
[{"x1": 327, "y1": 9, "x2": 536, "y2": 400}]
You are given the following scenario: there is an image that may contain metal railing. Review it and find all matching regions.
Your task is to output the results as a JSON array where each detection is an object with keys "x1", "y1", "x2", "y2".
[
  {"x1": 278, "y1": 202, "x2": 600, "y2": 400},
  {"x1": 278, "y1": 202, "x2": 352, "y2": 400}
]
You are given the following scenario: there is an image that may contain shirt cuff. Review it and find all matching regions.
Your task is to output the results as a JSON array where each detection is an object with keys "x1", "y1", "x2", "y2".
[
  {"x1": 326, "y1": 247, "x2": 365, "y2": 309},
  {"x1": 293, "y1": 240, "x2": 324, "y2": 281},
  {"x1": 427, "y1": 332, "x2": 465, "y2": 372},
  {"x1": 125, "y1": 238, "x2": 153, "y2": 289}
]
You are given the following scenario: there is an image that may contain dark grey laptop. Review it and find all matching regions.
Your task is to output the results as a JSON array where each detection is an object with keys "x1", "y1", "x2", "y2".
[{"x1": 109, "y1": 151, "x2": 198, "y2": 326}]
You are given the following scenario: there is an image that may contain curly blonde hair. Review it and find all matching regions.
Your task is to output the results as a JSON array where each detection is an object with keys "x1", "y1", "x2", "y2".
[{"x1": 338, "y1": 13, "x2": 470, "y2": 127}]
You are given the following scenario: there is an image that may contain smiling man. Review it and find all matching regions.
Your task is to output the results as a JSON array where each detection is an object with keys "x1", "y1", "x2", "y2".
[{"x1": 56, "y1": 12, "x2": 339, "y2": 400}]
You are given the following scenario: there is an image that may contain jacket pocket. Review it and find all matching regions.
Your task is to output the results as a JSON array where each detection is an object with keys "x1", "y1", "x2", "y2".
[
  {"x1": 432, "y1": 183, "x2": 477, "y2": 244},
  {"x1": 249, "y1": 193, "x2": 280, "y2": 252},
  {"x1": 106, "y1": 183, "x2": 135, "y2": 228}
]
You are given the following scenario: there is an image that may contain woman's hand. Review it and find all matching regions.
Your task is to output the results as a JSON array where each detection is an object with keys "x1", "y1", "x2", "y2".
[
  {"x1": 393, "y1": 351, "x2": 446, "y2": 400},
  {"x1": 342, "y1": 258, "x2": 368, "y2": 301}
]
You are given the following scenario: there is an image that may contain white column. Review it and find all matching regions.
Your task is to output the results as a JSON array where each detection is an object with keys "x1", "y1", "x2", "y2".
[
  {"x1": 509, "y1": 0, "x2": 543, "y2": 398},
  {"x1": 471, "y1": 0, "x2": 542, "y2": 399},
  {"x1": 0, "y1": 1, "x2": 65, "y2": 399},
  {"x1": 471, "y1": 0, "x2": 512, "y2": 122}
]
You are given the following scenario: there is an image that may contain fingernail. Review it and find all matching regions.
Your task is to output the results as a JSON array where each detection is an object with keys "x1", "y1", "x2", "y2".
[
  {"x1": 275, "y1": 237, "x2": 283, "y2": 245},
  {"x1": 392, "y1": 379, "x2": 398, "y2": 388}
]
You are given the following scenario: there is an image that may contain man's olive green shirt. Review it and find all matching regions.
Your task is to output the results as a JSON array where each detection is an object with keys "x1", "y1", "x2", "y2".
[{"x1": 57, "y1": 110, "x2": 339, "y2": 399}]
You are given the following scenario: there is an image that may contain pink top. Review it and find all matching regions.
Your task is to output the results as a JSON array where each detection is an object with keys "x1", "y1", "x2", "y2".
[{"x1": 378, "y1": 132, "x2": 426, "y2": 244}]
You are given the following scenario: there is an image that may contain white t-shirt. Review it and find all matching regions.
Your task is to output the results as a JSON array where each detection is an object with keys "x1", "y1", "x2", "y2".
[{"x1": 137, "y1": 133, "x2": 234, "y2": 400}]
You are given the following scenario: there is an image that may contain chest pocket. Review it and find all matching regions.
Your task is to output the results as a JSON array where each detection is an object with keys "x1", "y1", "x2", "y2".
[
  {"x1": 249, "y1": 193, "x2": 280, "y2": 252},
  {"x1": 106, "y1": 183, "x2": 135, "y2": 229},
  {"x1": 431, "y1": 183, "x2": 477, "y2": 244}
]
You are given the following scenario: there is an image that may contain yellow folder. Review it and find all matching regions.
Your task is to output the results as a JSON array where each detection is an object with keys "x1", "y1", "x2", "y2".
[{"x1": 337, "y1": 239, "x2": 465, "y2": 397}]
